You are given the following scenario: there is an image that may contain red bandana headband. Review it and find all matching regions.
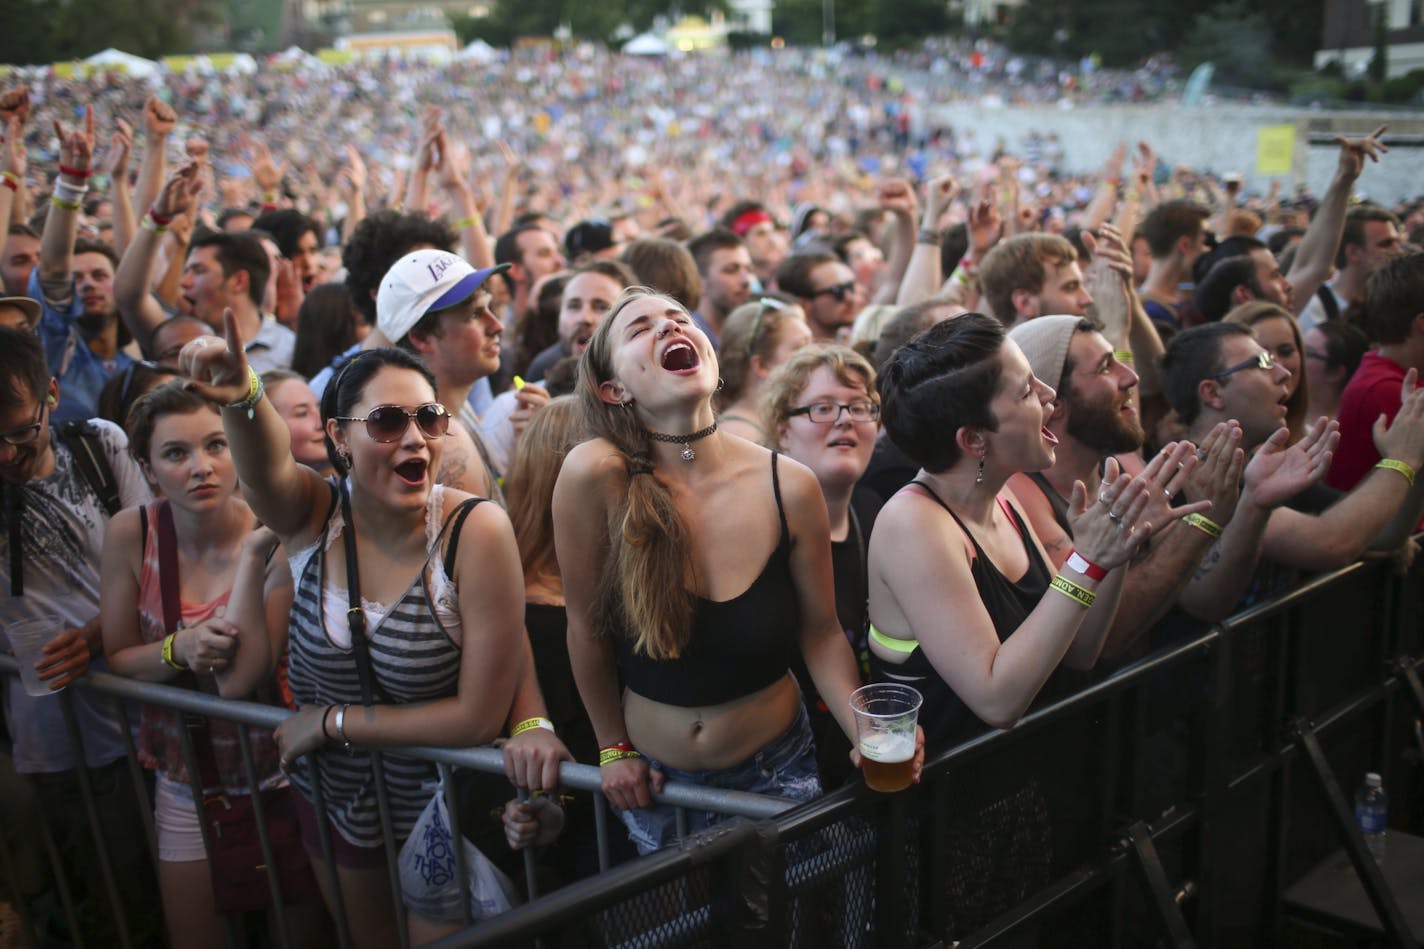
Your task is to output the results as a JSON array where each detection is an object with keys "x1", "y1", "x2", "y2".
[{"x1": 730, "y1": 209, "x2": 774, "y2": 237}]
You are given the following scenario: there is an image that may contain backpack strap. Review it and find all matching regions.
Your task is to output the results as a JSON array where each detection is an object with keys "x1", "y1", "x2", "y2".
[
  {"x1": 58, "y1": 420, "x2": 121, "y2": 518},
  {"x1": 1317, "y1": 285, "x2": 1341, "y2": 323}
]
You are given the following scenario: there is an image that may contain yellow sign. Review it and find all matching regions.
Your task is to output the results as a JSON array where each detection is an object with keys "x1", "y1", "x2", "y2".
[{"x1": 1257, "y1": 125, "x2": 1295, "y2": 175}]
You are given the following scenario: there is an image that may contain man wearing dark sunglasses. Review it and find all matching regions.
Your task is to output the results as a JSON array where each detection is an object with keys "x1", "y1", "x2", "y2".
[
  {"x1": 376, "y1": 248, "x2": 511, "y2": 499},
  {"x1": 775, "y1": 251, "x2": 863, "y2": 342},
  {"x1": 1159, "y1": 322, "x2": 1424, "y2": 601}
]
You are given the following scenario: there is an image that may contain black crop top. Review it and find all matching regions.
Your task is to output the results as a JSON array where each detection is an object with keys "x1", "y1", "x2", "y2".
[{"x1": 612, "y1": 452, "x2": 800, "y2": 708}]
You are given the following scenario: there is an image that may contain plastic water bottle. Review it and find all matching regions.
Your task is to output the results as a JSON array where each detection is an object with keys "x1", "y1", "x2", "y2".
[{"x1": 1354, "y1": 772, "x2": 1387, "y2": 864}]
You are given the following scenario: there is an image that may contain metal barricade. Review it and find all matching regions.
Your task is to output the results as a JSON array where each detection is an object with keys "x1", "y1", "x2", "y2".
[
  {"x1": 0, "y1": 553, "x2": 1417, "y2": 948},
  {"x1": 0, "y1": 661, "x2": 793, "y2": 949}
]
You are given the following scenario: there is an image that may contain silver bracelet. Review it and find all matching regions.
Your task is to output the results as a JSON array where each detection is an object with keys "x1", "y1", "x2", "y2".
[{"x1": 334, "y1": 702, "x2": 354, "y2": 754}]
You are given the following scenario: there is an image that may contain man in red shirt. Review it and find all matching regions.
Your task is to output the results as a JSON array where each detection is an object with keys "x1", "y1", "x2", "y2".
[{"x1": 1328, "y1": 251, "x2": 1424, "y2": 490}]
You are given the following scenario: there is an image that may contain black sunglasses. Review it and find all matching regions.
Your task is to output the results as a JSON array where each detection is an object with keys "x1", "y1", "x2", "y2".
[
  {"x1": 1212, "y1": 351, "x2": 1275, "y2": 380},
  {"x1": 334, "y1": 403, "x2": 450, "y2": 443},
  {"x1": 810, "y1": 281, "x2": 856, "y2": 303}
]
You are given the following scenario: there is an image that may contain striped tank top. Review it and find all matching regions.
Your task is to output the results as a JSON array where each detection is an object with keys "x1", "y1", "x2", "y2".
[{"x1": 286, "y1": 482, "x2": 478, "y2": 848}]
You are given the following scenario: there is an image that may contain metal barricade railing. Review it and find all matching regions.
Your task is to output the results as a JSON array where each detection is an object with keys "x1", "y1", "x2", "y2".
[
  {"x1": 430, "y1": 552, "x2": 1421, "y2": 947},
  {"x1": 0, "y1": 552, "x2": 1417, "y2": 948},
  {"x1": 0, "y1": 659, "x2": 793, "y2": 949}
]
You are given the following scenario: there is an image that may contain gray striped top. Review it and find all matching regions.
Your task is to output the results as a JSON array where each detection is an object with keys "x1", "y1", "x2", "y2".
[{"x1": 287, "y1": 484, "x2": 473, "y2": 848}]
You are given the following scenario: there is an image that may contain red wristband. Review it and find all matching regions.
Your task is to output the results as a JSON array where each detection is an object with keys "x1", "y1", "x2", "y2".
[
  {"x1": 148, "y1": 208, "x2": 174, "y2": 227},
  {"x1": 59, "y1": 164, "x2": 92, "y2": 180},
  {"x1": 1065, "y1": 549, "x2": 1107, "y2": 581},
  {"x1": 0, "y1": 175, "x2": 16, "y2": 192},
  {"x1": 599, "y1": 741, "x2": 636, "y2": 754}
]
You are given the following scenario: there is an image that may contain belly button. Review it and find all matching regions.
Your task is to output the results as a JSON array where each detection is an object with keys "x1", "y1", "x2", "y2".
[{"x1": 691, "y1": 716, "x2": 704, "y2": 736}]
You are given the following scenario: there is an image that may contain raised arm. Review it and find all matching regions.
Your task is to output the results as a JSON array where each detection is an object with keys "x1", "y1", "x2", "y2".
[
  {"x1": 179, "y1": 310, "x2": 330, "y2": 543},
  {"x1": 896, "y1": 174, "x2": 958, "y2": 307},
  {"x1": 1287, "y1": 125, "x2": 1387, "y2": 316},
  {"x1": 131, "y1": 97, "x2": 175, "y2": 224},
  {"x1": 0, "y1": 87, "x2": 32, "y2": 224},
  {"x1": 103, "y1": 120, "x2": 136, "y2": 256},
  {"x1": 871, "y1": 177, "x2": 918, "y2": 305},
  {"x1": 38, "y1": 106, "x2": 93, "y2": 291},
  {"x1": 114, "y1": 162, "x2": 200, "y2": 351}
]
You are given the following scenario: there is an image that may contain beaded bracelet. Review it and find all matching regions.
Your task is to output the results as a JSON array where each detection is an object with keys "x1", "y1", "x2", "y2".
[
  {"x1": 225, "y1": 366, "x2": 264, "y2": 420},
  {"x1": 1182, "y1": 512, "x2": 1223, "y2": 539},
  {"x1": 160, "y1": 632, "x2": 186, "y2": 670},
  {"x1": 510, "y1": 716, "x2": 554, "y2": 738},
  {"x1": 1049, "y1": 574, "x2": 1096, "y2": 609},
  {"x1": 1375, "y1": 458, "x2": 1417, "y2": 488}
]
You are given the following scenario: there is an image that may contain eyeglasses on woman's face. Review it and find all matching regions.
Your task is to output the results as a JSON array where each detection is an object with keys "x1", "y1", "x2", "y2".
[{"x1": 787, "y1": 400, "x2": 880, "y2": 424}]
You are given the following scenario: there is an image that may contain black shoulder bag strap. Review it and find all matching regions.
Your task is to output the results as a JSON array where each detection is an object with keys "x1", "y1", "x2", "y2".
[{"x1": 339, "y1": 477, "x2": 383, "y2": 707}]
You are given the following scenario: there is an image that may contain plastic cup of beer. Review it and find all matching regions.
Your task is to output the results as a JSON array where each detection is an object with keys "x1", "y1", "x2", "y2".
[
  {"x1": 6, "y1": 615, "x2": 66, "y2": 697},
  {"x1": 850, "y1": 683, "x2": 921, "y2": 792}
]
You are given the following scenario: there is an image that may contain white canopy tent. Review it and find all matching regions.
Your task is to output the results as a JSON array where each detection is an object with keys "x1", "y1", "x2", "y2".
[
  {"x1": 82, "y1": 48, "x2": 161, "y2": 78},
  {"x1": 622, "y1": 33, "x2": 671, "y2": 56}
]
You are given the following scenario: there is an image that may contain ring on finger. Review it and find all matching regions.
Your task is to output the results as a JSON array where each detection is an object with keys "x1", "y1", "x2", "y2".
[
  {"x1": 1108, "y1": 510, "x2": 1121, "y2": 522},
  {"x1": 1196, "y1": 448, "x2": 1207, "y2": 461}
]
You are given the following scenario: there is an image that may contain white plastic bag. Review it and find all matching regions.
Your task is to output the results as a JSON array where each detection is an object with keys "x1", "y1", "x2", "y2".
[{"x1": 398, "y1": 784, "x2": 520, "y2": 924}]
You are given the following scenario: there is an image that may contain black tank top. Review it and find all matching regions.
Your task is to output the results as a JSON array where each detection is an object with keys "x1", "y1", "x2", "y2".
[
  {"x1": 613, "y1": 452, "x2": 800, "y2": 708},
  {"x1": 870, "y1": 481, "x2": 1053, "y2": 747}
]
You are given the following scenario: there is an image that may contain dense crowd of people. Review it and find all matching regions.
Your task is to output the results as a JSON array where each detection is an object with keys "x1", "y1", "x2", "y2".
[{"x1": 0, "y1": 44, "x2": 1422, "y2": 946}]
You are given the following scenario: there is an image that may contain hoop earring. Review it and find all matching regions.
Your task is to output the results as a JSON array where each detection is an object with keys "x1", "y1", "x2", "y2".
[
  {"x1": 975, "y1": 455, "x2": 985, "y2": 485},
  {"x1": 716, "y1": 377, "x2": 725, "y2": 393}
]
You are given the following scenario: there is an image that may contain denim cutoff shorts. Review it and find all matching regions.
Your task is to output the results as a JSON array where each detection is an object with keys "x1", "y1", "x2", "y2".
[{"x1": 619, "y1": 703, "x2": 822, "y2": 855}]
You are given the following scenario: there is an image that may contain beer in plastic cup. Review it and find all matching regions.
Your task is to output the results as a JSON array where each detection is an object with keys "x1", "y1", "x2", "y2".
[
  {"x1": 6, "y1": 616, "x2": 66, "y2": 697},
  {"x1": 849, "y1": 683, "x2": 921, "y2": 792}
]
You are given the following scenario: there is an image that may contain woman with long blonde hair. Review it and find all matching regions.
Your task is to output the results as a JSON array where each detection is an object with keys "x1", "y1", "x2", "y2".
[{"x1": 554, "y1": 288, "x2": 923, "y2": 853}]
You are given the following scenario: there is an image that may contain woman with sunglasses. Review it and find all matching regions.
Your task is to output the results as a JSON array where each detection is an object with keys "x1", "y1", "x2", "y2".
[
  {"x1": 760, "y1": 344, "x2": 882, "y2": 787},
  {"x1": 555, "y1": 288, "x2": 922, "y2": 855},
  {"x1": 180, "y1": 313, "x2": 548, "y2": 946},
  {"x1": 99, "y1": 382, "x2": 315, "y2": 947},
  {"x1": 714, "y1": 296, "x2": 812, "y2": 443}
]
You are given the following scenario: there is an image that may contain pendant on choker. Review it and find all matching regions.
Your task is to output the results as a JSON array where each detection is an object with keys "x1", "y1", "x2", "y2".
[{"x1": 644, "y1": 421, "x2": 717, "y2": 462}]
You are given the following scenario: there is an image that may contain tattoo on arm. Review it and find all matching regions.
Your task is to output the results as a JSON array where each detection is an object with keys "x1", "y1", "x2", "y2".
[{"x1": 1193, "y1": 542, "x2": 1223, "y2": 581}]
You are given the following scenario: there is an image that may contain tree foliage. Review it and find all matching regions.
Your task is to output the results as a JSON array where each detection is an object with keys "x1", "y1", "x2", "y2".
[
  {"x1": 453, "y1": 0, "x2": 728, "y2": 46},
  {"x1": 0, "y1": 0, "x2": 217, "y2": 63},
  {"x1": 1004, "y1": 0, "x2": 1322, "y2": 72}
]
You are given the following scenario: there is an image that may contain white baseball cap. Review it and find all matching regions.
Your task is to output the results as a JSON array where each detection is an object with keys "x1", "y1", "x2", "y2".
[{"x1": 376, "y1": 250, "x2": 509, "y2": 344}]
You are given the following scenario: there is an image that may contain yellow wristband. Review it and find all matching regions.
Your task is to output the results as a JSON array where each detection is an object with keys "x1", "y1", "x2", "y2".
[
  {"x1": 510, "y1": 716, "x2": 554, "y2": 738},
  {"x1": 160, "y1": 633, "x2": 186, "y2": 670},
  {"x1": 1049, "y1": 574, "x2": 1096, "y2": 608},
  {"x1": 50, "y1": 195, "x2": 81, "y2": 212},
  {"x1": 451, "y1": 215, "x2": 481, "y2": 230},
  {"x1": 225, "y1": 366, "x2": 263, "y2": 419},
  {"x1": 598, "y1": 749, "x2": 642, "y2": 765},
  {"x1": 1375, "y1": 458, "x2": 1416, "y2": 488},
  {"x1": 1113, "y1": 350, "x2": 1134, "y2": 363},
  {"x1": 1182, "y1": 512, "x2": 1223, "y2": 538}
]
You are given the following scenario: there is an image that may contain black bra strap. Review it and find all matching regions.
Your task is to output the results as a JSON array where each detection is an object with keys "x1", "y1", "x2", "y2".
[
  {"x1": 770, "y1": 451, "x2": 788, "y2": 543},
  {"x1": 441, "y1": 497, "x2": 484, "y2": 577}
]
